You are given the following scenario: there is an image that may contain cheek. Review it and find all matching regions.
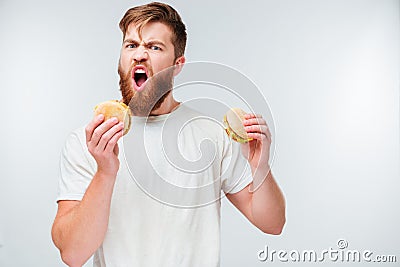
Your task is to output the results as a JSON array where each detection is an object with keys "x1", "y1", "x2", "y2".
[
  {"x1": 119, "y1": 52, "x2": 132, "y2": 71},
  {"x1": 152, "y1": 57, "x2": 173, "y2": 73}
]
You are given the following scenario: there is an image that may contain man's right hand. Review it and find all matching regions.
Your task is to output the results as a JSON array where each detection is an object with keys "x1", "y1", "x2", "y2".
[
  {"x1": 52, "y1": 115, "x2": 125, "y2": 267},
  {"x1": 85, "y1": 114, "x2": 124, "y2": 177}
]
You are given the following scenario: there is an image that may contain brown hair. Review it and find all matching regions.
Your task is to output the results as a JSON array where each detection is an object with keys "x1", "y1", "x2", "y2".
[{"x1": 119, "y1": 2, "x2": 187, "y2": 59}]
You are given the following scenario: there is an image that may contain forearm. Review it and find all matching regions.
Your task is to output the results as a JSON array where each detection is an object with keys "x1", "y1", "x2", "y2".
[
  {"x1": 52, "y1": 172, "x2": 116, "y2": 266},
  {"x1": 250, "y1": 169, "x2": 286, "y2": 234}
]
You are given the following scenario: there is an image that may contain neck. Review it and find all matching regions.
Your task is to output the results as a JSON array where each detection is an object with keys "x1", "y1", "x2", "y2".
[{"x1": 150, "y1": 93, "x2": 180, "y2": 116}]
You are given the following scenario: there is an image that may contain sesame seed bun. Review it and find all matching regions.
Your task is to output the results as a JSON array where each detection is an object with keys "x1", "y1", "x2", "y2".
[
  {"x1": 223, "y1": 108, "x2": 252, "y2": 143},
  {"x1": 94, "y1": 100, "x2": 132, "y2": 135}
]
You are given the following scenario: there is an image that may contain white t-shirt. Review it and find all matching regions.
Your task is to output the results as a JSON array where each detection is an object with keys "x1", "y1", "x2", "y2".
[{"x1": 57, "y1": 104, "x2": 252, "y2": 267}]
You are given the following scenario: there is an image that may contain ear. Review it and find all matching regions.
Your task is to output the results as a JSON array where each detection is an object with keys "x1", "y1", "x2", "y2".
[{"x1": 173, "y1": 56, "x2": 186, "y2": 76}]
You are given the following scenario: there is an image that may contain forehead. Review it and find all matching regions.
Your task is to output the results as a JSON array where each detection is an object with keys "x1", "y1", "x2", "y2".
[{"x1": 125, "y1": 21, "x2": 173, "y2": 44}]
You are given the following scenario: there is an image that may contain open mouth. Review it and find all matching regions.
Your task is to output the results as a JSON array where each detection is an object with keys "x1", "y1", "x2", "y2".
[{"x1": 132, "y1": 66, "x2": 148, "y2": 91}]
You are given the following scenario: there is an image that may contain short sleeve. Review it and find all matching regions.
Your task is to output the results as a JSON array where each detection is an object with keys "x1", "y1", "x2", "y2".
[
  {"x1": 56, "y1": 127, "x2": 96, "y2": 202},
  {"x1": 220, "y1": 134, "x2": 253, "y2": 194}
]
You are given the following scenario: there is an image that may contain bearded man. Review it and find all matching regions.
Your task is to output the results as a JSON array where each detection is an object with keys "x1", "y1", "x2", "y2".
[{"x1": 51, "y1": 2, "x2": 286, "y2": 267}]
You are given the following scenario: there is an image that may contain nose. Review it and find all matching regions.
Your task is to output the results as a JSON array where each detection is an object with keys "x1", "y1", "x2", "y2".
[{"x1": 133, "y1": 43, "x2": 148, "y2": 63}]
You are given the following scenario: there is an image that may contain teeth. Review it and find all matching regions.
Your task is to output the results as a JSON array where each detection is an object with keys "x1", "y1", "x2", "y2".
[{"x1": 135, "y1": 69, "x2": 145, "y2": 74}]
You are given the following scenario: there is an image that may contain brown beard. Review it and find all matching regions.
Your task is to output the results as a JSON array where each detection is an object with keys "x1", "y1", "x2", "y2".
[{"x1": 118, "y1": 62, "x2": 174, "y2": 116}]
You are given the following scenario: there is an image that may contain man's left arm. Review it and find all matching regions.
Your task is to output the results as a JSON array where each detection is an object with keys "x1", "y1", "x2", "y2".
[{"x1": 226, "y1": 113, "x2": 286, "y2": 235}]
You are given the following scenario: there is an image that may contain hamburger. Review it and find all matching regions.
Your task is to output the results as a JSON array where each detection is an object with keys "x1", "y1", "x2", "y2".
[
  {"x1": 94, "y1": 100, "x2": 132, "y2": 135},
  {"x1": 223, "y1": 108, "x2": 253, "y2": 143}
]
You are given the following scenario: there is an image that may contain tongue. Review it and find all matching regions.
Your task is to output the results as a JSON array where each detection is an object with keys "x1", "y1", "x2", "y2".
[{"x1": 137, "y1": 76, "x2": 146, "y2": 87}]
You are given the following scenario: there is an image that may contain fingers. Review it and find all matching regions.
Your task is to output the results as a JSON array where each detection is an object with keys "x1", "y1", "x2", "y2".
[
  {"x1": 247, "y1": 129, "x2": 272, "y2": 141},
  {"x1": 243, "y1": 113, "x2": 272, "y2": 141},
  {"x1": 113, "y1": 142, "x2": 120, "y2": 156},
  {"x1": 97, "y1": 122, "x2": 124, "y2": 152},
  {"x1": 247, "y1": 132, "x2": 266, "y2": 140},
  {"x1": 244, "y1": 124, "x2": 268, "y2": 134},
  {"x1": 90, "y1": 117, "x2": 118, "y2": 145},
  {"x1": 243, "y1": 117, "x2": 266, "y2": 126},
  {"x1": 85, "y1": 114, "x2": 104, "y2": 143},
  {"x1": 105, "y1": 131, "x2": 122, "y2": 155},
  {"x1": 86, "y1": 116, "x2": 124, "y2": 153},
  {"x1": 244, "y1": 113, "x2": 263, "y2": 120}
]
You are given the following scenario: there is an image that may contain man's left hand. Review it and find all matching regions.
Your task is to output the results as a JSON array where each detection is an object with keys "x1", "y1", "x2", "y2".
[{"x1": 241, "y1": 113, "x2": 272, "y2": 176}]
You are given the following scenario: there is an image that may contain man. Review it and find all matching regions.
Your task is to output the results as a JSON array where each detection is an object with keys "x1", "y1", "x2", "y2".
[{"x1": 51, "y1": 2, "x2": 285, "y2": 267}]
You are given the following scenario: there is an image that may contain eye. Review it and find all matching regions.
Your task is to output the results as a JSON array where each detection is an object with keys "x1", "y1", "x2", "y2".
[
  {"x1": 126, "y1": 43, "x2": 137, "y2": 49},
  {"x1": 150, "y1": 45, "x2": 161, "y2": 51}
]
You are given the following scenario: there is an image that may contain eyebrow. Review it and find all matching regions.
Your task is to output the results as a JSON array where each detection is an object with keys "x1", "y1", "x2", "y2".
[
  {"x1": 146, "y1": 40, "x2": 166, "y2": 47},
  {"x1": 123, "y1": 38, "x2": 137, "y2": 44},
  {"x1": 123, "y1": 39, "x2": 166, "y2": 47}
]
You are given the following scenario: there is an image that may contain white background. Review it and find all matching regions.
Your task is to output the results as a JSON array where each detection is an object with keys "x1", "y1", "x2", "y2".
[{"x1": 0, "y1": 0, "x2": 398, "y2": 266}]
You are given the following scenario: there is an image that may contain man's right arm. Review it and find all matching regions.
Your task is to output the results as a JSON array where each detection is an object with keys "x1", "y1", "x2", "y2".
[{"x1": 51, "y1": 115, "x2": 124, "y2": 267}]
